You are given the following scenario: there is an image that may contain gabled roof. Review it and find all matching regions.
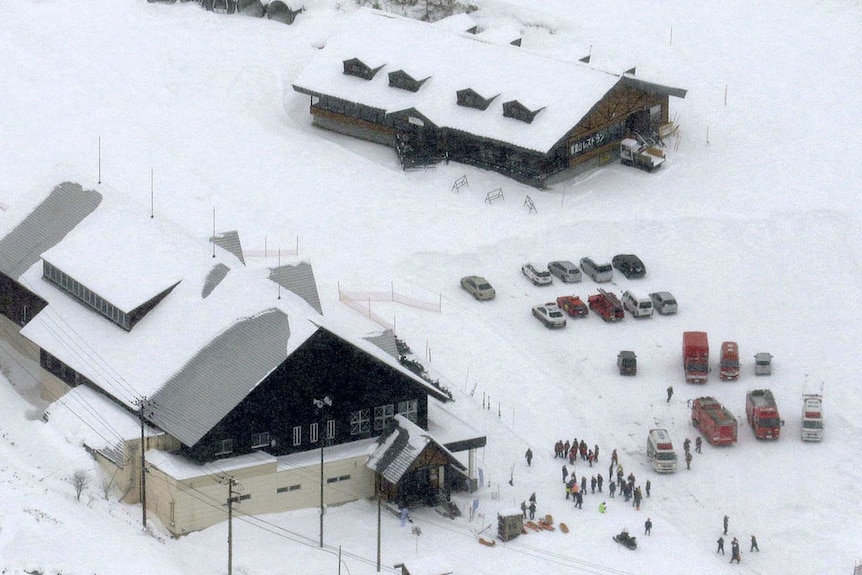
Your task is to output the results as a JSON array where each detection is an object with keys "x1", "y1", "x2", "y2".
[
  {"x1": 293, "y1": 9, "x2": 623, "y2": 153},
  {"x1": 149, "y1": 307, "x2": 290, "y2": 446},
  {"x1": 0, "y1": 182, "x2": 101, "y2": 280},
  {"x1": 366, "y1": 415, "x2": 465, "y2": 484}
]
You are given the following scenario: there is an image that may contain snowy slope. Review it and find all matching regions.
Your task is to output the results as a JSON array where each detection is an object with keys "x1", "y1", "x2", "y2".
[{"x1": 1, "y1": 0, "x2": 861, "y2": 574}]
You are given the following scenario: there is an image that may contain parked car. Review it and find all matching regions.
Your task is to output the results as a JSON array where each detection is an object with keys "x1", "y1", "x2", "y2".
[
  {"x1": 521, "y1": 263, "x2": 553, "y2": 286},
  {"x1": 617, "y1": 350, "x2": 637, "y2": 375},
  {"x1": 621, "y1": 290, "x2": 653, "y2": 317},
  {"x1": 754, "y1": 352, "x2": 773, "y2": 375},
  {"x1": 612, "y1": 254, "x2": 646, "y2": 279},
  {"x1": 648, "y1": 291, "x2": 678, "y2": 315},
  {"x1": 532, "y1": 302, "x2": 567, "y2": 328},
  {"x1": 556, "y1": 295, "x2": 588, "y2": 317},
  {"x1": 548, "y1": 260, "x2": 582, "y2": 283},
  {"x1": 460, "y1": 276, "x2": 496, "y2": 300},
  {"x1": 579, "y1": 257, "x2": 613, "y2": 282}
]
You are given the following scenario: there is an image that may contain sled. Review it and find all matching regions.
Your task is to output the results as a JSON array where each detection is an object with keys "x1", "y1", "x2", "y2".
[
  {"x1": 537, "y1": 520, "x2": 556, "y2": 531},
  {"x1": 559, "y1": 522, "x2": 569, "y2": 534},
  {"x1": 479, "y1": 537, "x2": 496, "y2": 547},
  {"x1": 544, "y1": 514, "x2": 554, "y2": 525},
  {"x1": 525, "y1": 521, "x2": 541, "y2": 531}
]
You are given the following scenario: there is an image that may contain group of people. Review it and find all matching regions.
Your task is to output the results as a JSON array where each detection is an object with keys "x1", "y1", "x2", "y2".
[
  {"x1": 717, "y1": 515, "x2": 759, "y2": 564},
  {"x1": 551, "y1": 438, "x2": 599, "y2": 467},
  {"x1": 681, "y1": 436, "x2": 702, "y2": 469}
]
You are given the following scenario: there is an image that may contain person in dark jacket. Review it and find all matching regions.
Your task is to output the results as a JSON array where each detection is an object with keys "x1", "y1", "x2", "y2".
[
  {"x1": 574, "y1": 491, "x2": 583, "y2": 509},
  {"x1": 581, "y1": 476, "x2": 587, "y2": 494},
  {"x1": 667, "y1": 385, "x2": 674, "y2": 402},
  {"x1": 644, "y1": 517, "x2": 652, "y2": 535},
  {"x1": 609, "y1": 480, "x2": 616, "y2": 498},
  {"x1": 695, "y1": 436, "x2": 703, "y2": 453},
  {"x1": 750, "y1": 535, "x2": 759, "y2": 552},
  {"x1": 590, "y1": 476, "x2": 597, "y2": 493},
  {"x1": 730, "y1": 538, "x2": 741, "y2": 563},
  {"x1": 597, "y1": 473, "x2": 604, "y2": 492},
  {"x1": 525, "y1": 448, "x2": 533, "y2": 466},
  {"x1": 562, "y1": 464, "x2": 568, "y2": 483},
  {"x1": 645, "y1": 479, "x2": 651, "y2": 497},
  {"x1": 717, "y1": 536, "x2": 725, "y2": 554},
  {"x1": 723, "y1": 514, "x2": 729, "y2": 535}
]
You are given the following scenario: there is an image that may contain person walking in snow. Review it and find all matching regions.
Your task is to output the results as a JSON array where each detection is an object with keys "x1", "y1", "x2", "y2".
[
  {"x1": 730, "y1": 538, "x2": 741, "y2": 563},
  {"x1": 569, "y1": 445, "x2": 577, "y2": 465},
  {"x1": 594, "y1": 444, "x2": 600, "y2": 461},
  {"x1": 581, "y1": 476, "x2": 587, "y2": 494},
  {"x1": 750, "y1": 535, "x2": 759, "y2": 552},
  {"x1": 609, "y1": 480, "x2": 616, "y2": 498},
  {"x1": 528, "y1": 501, "x2": 536, "y2": 520},
  {"x1": 565, "y1": 477, "x2": 576, "y2": 500},
  {"x1": 645, "y1": 479, "x2": 651, "y2": 497},
  {"x1": 667, "y1": 385, "x2": 674, "y2": 403},
  {"x1": 590, "y1": 476, "x2": 597, "y2": 494},
  {"x1": 717, "y1": 536, "x2": 725, "y2": 554},
  {"x1": 723, "y1": 515, "x2": 729, "y2": 535},
  {"x1": 575, "y1": 491, "x2": 583, "y2": 509},
  {"x1": 525, "y1": 448, "x2": 533, "y2": 466},
  {"x1": 598, "y1": 501, "x2": 606, "y2": 513},
  {"x1": 597, "y1": 473, "x2": 604, "y2": 493},
  {"x1": 611, "y1": 448, "x2": 618, "y2": 467},
  {"x1": 695, "y1": 436, "x2": 702, "y2": 453},
  {"x1": 562, "y1": 464, "x2": 568, "y2": 483},
  {"x1": 685, "y1": 451, "x2": 693, "y2": 470},
  {"x1": 520, "y1": 500, "x2": 527, "y2": 518},
  {"x1": 683, "y1": 437, "x2": 691, "y2": 453},
  {"x1": 644, "y1": 517, "x2": 652, "y2": 535}
]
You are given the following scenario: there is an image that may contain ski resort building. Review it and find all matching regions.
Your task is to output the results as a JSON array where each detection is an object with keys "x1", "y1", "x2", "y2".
[
  {"x1": 0, "y1": 182, "x2": 485, "y2": 535},
  {"x1": 291, "y1": 8, "x2": 687, "y2": 186}
]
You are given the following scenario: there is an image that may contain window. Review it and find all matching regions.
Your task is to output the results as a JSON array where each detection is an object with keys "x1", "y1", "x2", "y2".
[
  {"x1": 214, "y1": 439, "x2": 234, "y2": 456},
  {"x1": 277, "y1": 484, "x2": 301, "y2": 494},
  {"x1": 397, "y1": 400, "x2": 418, "y2": 422},
  {"x1": 238, "y1": 494, "x2": 251, "y2": 501},
  {"x1": 309, "y1": 422, "x2": 319, "y2": 443},
  {"x1": 326, "y1": 474, "x2": 351, "y2": 484},
  {"x1": 374, "y1": 404, "x2": 394, "y2": 430},
  {"x1": 251, "y1": 431, "x2": 271, "y2": 449},
  {"x1": 292, "y1": 426, "x2": 302, "y2": 446},
  {"x1": 326, "y1": 419, "x2": 336, "y2": 441},
  {"x1": 350, "y1": 409, "x2": 370, "y2": 435}
]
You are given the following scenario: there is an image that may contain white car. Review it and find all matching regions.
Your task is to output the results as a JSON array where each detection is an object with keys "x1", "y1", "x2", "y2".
[
  {"x1": 532, "y1": 302, "x2": 567, "y2": 328},
  {"x1": 521, "y1": 263, "x2": 553, "y2": 286},
  {"x1": 622, "y1": 290, "x2": 654, "y2": 318}
]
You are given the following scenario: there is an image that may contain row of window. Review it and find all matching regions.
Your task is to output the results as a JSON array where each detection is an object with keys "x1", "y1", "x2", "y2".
[
  {"x1": 43, "y1": 261, "x2": 130, "y2": 330},
  {"x1": 212, "y1": 400, "x2": 418, "y2": 457}
]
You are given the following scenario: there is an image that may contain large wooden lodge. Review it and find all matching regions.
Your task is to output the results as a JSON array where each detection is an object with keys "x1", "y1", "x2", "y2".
[
  {"x1": 292, "y1": 9, "x2": 687, "y2": 186},
  {"x1": 0, "y1": 182, "x2": 485, "y2": 535}
]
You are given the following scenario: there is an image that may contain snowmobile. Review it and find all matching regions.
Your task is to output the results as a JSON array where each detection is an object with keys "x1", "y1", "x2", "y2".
[{"x1": 613, "y1": 529, "x2": 637, "y2": 550}]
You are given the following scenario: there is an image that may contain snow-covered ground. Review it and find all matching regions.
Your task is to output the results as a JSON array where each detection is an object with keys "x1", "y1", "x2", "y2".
[{"x1": 1, "y1": 0, "x2": 861, "y2": 573}]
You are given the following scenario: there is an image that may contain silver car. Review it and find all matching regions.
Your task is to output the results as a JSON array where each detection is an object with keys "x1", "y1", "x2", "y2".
[
  {"x1": 579, "y1": 257, "x2": 613, "y2": 283},
  {"x1": 649, "y1": 291, "x2": 678, "y2": 315},
  {"x1": 548, "y1": 260, "x2": 582, "y2": 283},
  {"x1": 460, "y1": 276, "x2": 496, "y2": 300}
]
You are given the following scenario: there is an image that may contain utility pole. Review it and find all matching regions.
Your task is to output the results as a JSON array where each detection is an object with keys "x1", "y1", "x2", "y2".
[
  {"x1": 137, "y1": 396, "x2": 148, "y2": 529},
  {"x1": 376, "y1": 494, "x2": 382, "y2": 572},
  {"x1": 313, "y1": 395, "x2": 333, "y2": 548},
  {"x1": 226, "y1": 476, "x2": 238, "y2": 575}
]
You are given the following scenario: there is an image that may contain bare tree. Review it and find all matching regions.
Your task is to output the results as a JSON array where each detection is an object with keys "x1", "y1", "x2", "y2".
[
  {"x1": 71, "y1": 469, "x2": 90, "y2": 501},
  {"x1": 100, "y1": 472, "x2": 115, "y2": 501}
]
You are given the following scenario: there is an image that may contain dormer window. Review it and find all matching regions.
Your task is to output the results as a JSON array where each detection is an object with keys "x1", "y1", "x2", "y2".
[
  {"x1": 502, "y1": 100, "x2": 543, "y2": 124},
  {"x1": 388, "y1": 70, "x2": 427, "y2": 92},
  {"x1": 456, "y1": 88, "x2": 496, "y2": 111},
  {"x1": 343, "y1": 58, "x2": 382, "y2": 80}
]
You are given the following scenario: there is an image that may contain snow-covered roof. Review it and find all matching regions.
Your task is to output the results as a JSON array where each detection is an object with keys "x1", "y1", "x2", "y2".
[
  {"x1": 17, "y1": 184, "x2": 321, "y2": 427},
  {"x1": 292, "y1": 8, "x2": 624, "y2": 154},
  {"x1": 366, "y1": 415, "x2": 465, "y2": 484}
]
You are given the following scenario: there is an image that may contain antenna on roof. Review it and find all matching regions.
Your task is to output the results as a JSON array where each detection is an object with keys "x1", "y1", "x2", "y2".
[
  {"x1": 212, "y1": 207, "x2": 216, "y2": 258},
  {"x1": 150, "y1": 167, "x2": 154, "y2": 219}
]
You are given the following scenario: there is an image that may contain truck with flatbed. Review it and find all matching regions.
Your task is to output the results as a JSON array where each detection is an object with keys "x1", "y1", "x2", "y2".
[
  {"x1": 683, "y1": 331, "x2": 709, "y2": 383},
  {"x1": 691, "y1": 396, "x2": 737, "y2": 446},
  {"x1": 620, "y1": 138, "x2": 665, "y2": 172},
  {"x1": 746, "y1": 389, "x2": 782, "y2": 439}
]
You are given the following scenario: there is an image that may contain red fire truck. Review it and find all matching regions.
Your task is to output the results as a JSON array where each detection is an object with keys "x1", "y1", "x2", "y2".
[
  {"x1": 746, "y1": 389, "x2": 782, "y2": 439},
  {"x1": 682, "y1": 331, "x2": 709, "y2": 383},
  {"x1": 691, "y1": 396, "x2": 737, "y2": 445}
]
